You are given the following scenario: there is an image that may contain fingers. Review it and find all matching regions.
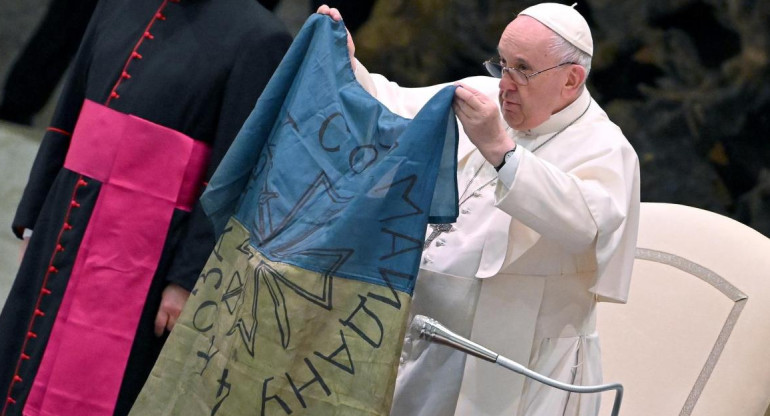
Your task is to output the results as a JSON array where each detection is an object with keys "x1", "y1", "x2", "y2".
[
  {"x1": 454, "y1": 82, "x2": 481, "y2": 95},
  {"x1": 452, "y1": 85, "x2": 469, "y2": 118},
  {"x1": 346, "y1": 28, "x2": 355, "y2": 56},
  {"x1": 155, "y1": 283, "x2": 190, "y2": 337},
  {"x1": 154, "y1": 304, "x2": 180, "y2": 337},
  {"x1": 452, "y1": 90, "x2": 477, "y2": 120},
  {"x1": 167, "y1": 312, "x2": 179, "y2": 332},
  {"x1": 452, "y1": 99, "x2": 470, "y2": 120},
  {"x1": 316, "y1": 4, "x2": 343, "y2": 22},
  {"x1": 154, "y1": 310, "x2": 168, "y2": 337},
  {"x1": 316, "y1": 4, "x2": 355, "y2": 70},
  {"x1": 19, "y1": 236, "x2": 29, "y2": 263},
  {"x1": 453, "y1": 83, "x2": 485, "y2": 111},
  {"x1": 154, "y1": 304, "x2": 181, "y2": 336}
]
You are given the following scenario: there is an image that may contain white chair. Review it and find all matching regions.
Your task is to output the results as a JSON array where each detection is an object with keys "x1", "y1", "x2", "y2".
[{"x1": 598, "y1": 203, "x2": 770, "y2": 415}]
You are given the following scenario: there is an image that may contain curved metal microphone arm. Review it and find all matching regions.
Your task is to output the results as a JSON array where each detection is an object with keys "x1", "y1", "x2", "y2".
[
  {"x1": 412, "y1": 315, "x2": 498, "y2": 363},
  {"x1": 411, "y1": 315, "x2": 623, "y2": 416}
]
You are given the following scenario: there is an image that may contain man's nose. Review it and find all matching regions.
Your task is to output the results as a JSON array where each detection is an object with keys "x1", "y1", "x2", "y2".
[{"x1": 499, "y1": 75, "x2": 517, "y2": 94}]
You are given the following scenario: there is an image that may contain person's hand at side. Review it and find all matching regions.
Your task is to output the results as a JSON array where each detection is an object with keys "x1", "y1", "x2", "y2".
[
  {"x1": 453, "y1": 83, "x2": 515, "y2": 167},
  {"x1": 19, "y1": 236, "x2": 29, "y2": 262},
  {"x1": 316, "y1": 4, "x2": 356, "y2": 70},
  {"x1": 154, "y1": 282, "x2": 191, "y2": 337},
  {"x1": 15, "y1": 226, "x2": 30, "y2": 262}
]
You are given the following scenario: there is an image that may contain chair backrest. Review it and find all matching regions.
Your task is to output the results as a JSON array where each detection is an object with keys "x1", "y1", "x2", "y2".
[{"x1": 598, "y1": 203, "x2": 770, "y2": 416}]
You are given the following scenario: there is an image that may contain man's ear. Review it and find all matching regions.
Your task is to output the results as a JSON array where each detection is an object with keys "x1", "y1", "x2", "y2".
[{"x1": 563, "y1": 64, "x2": 586, "y2": 93}]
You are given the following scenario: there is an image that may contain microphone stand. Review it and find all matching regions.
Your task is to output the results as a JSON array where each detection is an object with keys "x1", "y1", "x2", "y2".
[{"x1": 412, "y1": 315, "x2": 623, "y2": 416}]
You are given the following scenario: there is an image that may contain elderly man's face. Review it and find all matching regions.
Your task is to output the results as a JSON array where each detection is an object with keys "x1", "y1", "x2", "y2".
[{"x1": 497, "y1": 16, "x2": 570, "y2": 131}]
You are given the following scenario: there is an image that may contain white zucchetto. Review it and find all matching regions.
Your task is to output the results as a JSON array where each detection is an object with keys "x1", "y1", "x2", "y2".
[{"x1": 519, "y1": 3, "x2": 594, "y2": 57}]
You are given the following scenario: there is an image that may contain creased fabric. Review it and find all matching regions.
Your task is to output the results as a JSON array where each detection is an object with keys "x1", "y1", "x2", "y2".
[{"x1": 130, "y1": 14, "x2": 458, "y2": 416}]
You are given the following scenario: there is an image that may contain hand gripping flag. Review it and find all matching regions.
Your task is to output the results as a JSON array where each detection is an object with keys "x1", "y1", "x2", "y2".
[{"x1": 129, "y1": 14, "x2": 458, "y2": 416}]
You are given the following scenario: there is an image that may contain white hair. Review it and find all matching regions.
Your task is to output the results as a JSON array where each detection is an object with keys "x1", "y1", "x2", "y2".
[{"x1": 548, "y1": 32, "x2": 592, "y2": 85}]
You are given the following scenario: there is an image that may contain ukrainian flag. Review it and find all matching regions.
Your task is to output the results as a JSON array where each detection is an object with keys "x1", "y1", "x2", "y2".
[{"x1": 130, "y1": 14, "x2": 458, "y2": 416}]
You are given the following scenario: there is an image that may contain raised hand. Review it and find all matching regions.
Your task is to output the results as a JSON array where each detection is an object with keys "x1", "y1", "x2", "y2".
[
  {"x1": 453, "y1": 83, "x2": 515, "y2": 167},
  {"x1": 316, "y1": 4, "x2": 356, "y2": 70}
]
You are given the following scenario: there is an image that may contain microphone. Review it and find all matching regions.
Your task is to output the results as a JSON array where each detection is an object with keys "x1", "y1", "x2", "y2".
[
  {"x1": 410, "y1": 314, "x2": 623, "y2": 416},
  {"x1": 411, "y1": 315, "x2": 498, "y2": 363}
]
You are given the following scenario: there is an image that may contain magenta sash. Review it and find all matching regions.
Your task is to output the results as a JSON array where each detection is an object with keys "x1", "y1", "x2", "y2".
[{"x1": 24, "y1": 99, "x2": 210, "y2": 416}]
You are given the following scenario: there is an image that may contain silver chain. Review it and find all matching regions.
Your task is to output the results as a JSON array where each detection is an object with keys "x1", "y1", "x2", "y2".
[{"x1": 529, "y1": 100, "x2": 591, "y2": 154}]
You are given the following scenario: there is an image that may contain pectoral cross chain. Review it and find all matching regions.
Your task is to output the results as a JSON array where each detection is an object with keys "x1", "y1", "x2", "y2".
[{"x1": 424, "y1": 223, "x2": 454, "y2": 249}]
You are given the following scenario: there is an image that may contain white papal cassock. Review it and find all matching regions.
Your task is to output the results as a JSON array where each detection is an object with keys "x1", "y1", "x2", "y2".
[{"x1": 354, "y1": 65, "x2": 640, "y2": 416}]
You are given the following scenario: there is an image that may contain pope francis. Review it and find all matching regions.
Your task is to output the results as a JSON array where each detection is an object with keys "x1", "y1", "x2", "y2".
[{"x1": 319, "y1": 2, "x2": 641, "y2": 415}]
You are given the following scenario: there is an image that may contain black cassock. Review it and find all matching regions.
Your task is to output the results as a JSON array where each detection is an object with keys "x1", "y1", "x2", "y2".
[{"x1": 0, "y1": 1, "x2": 291, "y2": 415}]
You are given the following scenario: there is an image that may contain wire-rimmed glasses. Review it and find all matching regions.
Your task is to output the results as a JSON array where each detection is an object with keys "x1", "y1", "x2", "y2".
[{"x1": 483, "y1": 60, "x2": 576, "y2": 86}]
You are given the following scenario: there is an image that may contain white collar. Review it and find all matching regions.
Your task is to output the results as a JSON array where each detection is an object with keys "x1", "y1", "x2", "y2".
[{"x1": 517, "y1": 88, "x2": 592, "y2": 138}]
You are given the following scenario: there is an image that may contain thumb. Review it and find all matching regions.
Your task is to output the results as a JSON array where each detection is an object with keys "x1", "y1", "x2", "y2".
[
  {"x1": 167, "y1": 312, "x2": 179, "y2": 332},
  {"x1": 154, "y1": 309, "x2": 168, "y2": 337}
]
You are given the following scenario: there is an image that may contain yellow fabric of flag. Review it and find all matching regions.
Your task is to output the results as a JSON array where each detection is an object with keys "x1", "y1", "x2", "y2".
[{"x1": 133, "y1": 219, "x2": 410, "y2": 415}]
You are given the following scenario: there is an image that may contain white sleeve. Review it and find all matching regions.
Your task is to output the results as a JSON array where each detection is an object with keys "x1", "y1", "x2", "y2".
[
  {"x1": 353, "y1": 60, "x2": 499, "y2": 119},
  {"x1": 494, "y1": 128, "x2": 638, "y2": 257},
  {"x1": 352, "y1": 59, "x2": 377, "y2": 97},
  {"x1": 496, "y1": 150, "x2": 522, "y2": 189}
]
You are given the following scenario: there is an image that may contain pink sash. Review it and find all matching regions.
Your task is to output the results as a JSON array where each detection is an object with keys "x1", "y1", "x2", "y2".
[{"x1": 24, "y1": 99, "x2": 210, "y2": 416}]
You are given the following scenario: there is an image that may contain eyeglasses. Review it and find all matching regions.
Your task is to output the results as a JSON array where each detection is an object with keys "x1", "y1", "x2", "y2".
[{"x1": 483, "y1": 60, "x2": 576, "y2": 86}]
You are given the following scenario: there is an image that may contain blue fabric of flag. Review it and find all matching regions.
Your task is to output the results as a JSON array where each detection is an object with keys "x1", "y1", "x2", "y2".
[{"x1": 200, "y1": 14, "x2": 458, "y2": 295}]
